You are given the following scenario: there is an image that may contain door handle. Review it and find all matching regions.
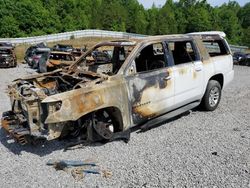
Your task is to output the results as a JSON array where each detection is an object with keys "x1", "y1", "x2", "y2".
[
  {"x1": 195, "y1": 67, "x2": 202, "y2": 72},
  {"x1": 163, "y1": 76, "x2": 172, "y2": 81}
]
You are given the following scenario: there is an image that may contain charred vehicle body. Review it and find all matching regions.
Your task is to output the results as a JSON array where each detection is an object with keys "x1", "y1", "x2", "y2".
[
  {"x1": 29, "y1": 47, "x2": 51, "y2": 69},
  {"x1": 24, "y1": 42, "x2": 48, "y2": 65},
  {"x1": 0, "y1": 47, "x2": 17, "y2": 68},
  {"x1": 52, "y1": 44, "x2": 74, "y2": 52},
  {"x1": 38, "y1": 51, "x2": 76, "y2": 73},
  {"x1": 1, "y1": 32, "x2": 234, "y2": 145}
]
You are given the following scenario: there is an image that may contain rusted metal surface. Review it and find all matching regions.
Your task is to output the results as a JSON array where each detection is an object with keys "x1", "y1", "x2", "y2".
[{"x1": 1, "y1": 33, "x2": 234, "y2": 145}]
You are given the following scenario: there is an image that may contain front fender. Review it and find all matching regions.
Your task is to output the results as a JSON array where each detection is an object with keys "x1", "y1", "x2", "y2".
[
  {"x1": 43, "y1": 88, "x2": 104, "y2": 123},
  {"x1": 43, "y1": 79, "x2": 130, "y2": 128}
]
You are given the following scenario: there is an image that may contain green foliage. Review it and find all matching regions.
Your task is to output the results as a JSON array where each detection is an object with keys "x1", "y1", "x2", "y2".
[
  {"x1": 157, "y1": 0, "x2": 177, "y2": 34},
  {"x1": 215, "y1": 2, "x2": 242, "y2": 44},
  {"x1": 0, "y1": 0, "x2": 249, "y2": 46},
  {"x1": 238, "y1": 2, "x2": 250, "y2": 29},
  {"x1": 0, "y1": 16, "x2": 21, "y2": 37},
  {"x1": 241, "y1": 27, "x2": 250, "y2": 47}
]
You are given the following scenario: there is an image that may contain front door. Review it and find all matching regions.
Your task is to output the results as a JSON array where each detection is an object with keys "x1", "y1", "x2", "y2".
[{"x1": 125, "y1": 42, "x2": 175, "y2": 125}]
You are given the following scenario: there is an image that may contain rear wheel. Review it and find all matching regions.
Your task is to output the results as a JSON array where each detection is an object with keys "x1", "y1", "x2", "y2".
[{"x1": 201, "y1": 80, "x2": 221, "y2": 111}]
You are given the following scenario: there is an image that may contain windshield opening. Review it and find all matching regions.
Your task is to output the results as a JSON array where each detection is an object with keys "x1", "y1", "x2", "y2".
[{"x1": 75, "y1": 45, "x2": 135, "y2": 75}]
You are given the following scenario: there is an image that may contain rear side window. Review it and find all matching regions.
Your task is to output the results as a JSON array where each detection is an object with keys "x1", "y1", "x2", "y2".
[
  {"x1": 203, "y1": 40, "x2": 229, "y2": 57},
  {"x1": 168, "y1": 41, "x2": 199, "y2": 65}
]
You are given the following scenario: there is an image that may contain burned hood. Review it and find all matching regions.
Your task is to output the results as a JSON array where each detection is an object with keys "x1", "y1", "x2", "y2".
[{"x1": 11, "y1": 69, "x2": 109, "y2": 101}]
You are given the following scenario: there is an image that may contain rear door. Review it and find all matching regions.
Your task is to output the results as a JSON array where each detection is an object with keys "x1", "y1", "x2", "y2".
[{"x1": 166, "y1": 40, "x2": 204, "y2": 107}]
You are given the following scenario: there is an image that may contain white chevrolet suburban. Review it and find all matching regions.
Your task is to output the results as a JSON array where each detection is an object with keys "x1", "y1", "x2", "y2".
[{"x1": 1, "y1": 31, "x2": 234, "y2": 145}]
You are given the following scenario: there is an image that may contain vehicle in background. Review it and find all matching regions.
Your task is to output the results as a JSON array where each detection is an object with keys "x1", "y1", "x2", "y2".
[
  {"x1": 52, "y1": 44, "x2": 74, "y2": 52},
  {"x1": 91, "y1": 50, "x2": 112, "y2": 64},
  {"x1": 233, "y1": 52, "x2": 246, "y2": 64},
  {"x1": 29, "y1": 48, "x2": 51, "y2": 68},
  {"x1": 238, "y1": 53, "x2": 250, "y2": 66},
  {"x1": 0, "y1": 46, "x2": 17, "y2": 68},
  {"x1": 71, "y1": 47, "x2": 87, "y2": 60},
  {"x1": 38, "y1": 51, "x2": 75, "y2": 73},
  {"x1": 24, "y1": 42, "x2": 47, "y2": 65}
]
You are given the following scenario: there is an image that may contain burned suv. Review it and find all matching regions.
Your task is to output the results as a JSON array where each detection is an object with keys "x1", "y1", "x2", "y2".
[
  {"x1": 0, "y1": 47, "x2": 17, "y2": 68},
  {"x1": 1, "y1": 32, "x2": 234, "y2": 145}
]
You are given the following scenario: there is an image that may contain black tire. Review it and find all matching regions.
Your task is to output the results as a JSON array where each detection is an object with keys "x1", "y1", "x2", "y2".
[{"x1": 201, "y1": 80, "x2": 222, "y2": 111}]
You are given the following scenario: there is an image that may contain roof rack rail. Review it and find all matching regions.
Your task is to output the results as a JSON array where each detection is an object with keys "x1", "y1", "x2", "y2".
[{"x1": 187, "y1": 31, "x2": 226, "y2": 38}]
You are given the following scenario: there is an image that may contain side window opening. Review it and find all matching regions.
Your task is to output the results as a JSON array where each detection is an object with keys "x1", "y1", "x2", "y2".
[
  {"x1": 135, "y1": 43, "x2": 166, "y2": 73},
  {"x1": 202, "y1": 40, "x2": 229, "y2": 57},
  {"x1": 169, "y1": 41, "x2": 198, "y2": 65}
]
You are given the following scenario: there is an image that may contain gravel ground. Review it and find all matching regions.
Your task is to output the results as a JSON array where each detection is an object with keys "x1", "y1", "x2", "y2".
[{"x1": 0, "y1": 64, "x2": 250, "y2": 188}]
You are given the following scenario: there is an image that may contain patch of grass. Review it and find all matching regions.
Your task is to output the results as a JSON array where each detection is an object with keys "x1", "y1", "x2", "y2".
[{"x1": 15, "y1": 37, "x2": 122, "y2": 63}]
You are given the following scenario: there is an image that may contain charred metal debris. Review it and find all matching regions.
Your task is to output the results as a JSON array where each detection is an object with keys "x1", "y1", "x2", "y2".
[{"x1": 47, "y1": 159, "x2": 112, "y2": 181}]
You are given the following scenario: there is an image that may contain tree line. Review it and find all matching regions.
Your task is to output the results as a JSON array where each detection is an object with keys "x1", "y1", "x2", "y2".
[{"x1": 0, "y1": 0, "x2": 249, "y2": 47}]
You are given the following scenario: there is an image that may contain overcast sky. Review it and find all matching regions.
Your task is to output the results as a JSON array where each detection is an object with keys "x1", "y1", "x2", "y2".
[{"x1": 137, "y1": 0, "x2": 249, "y2": 8}]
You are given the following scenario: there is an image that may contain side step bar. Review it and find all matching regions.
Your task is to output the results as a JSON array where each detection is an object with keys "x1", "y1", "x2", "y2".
[{"x1": 140, "y1": 101, "x2": 200, "y2": 131}]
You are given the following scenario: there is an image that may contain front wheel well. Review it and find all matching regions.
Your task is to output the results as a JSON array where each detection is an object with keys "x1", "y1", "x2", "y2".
[
  {"x1": 209, "y1": 74, "x2": 224, "y2": 88},
  {"x1": 99, "y1": 107, "x2": 124, "y2": 132},
  {"x1": 78, "y1": 107, "x2": 124, "y2": 132},
  {"x1": 60, "y1": 107, "x2": 124, "y2": 139}
]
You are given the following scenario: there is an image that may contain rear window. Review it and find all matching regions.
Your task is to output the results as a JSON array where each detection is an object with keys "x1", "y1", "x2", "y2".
[{"x1": 203, "y1": 40, "x2": 229, "y2": 57}]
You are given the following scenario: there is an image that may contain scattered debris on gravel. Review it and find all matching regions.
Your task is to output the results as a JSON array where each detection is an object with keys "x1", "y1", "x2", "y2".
[
  {"x1": 0, "y1": 64, "x2": 250, "y2": 187},
  {"x1": 46, "y1": 159, "x2": 112, "y2": 181}
]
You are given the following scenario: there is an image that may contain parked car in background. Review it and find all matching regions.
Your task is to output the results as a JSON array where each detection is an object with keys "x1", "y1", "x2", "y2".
[
  {"x1": 38, "y1": 51, "x2": 75, "y2": 73},
  {"x1": 24, "y1": 42, "x2": 47, "y2": 65},
  {"x1": 52, "y1": 44, "x2": 74, "y2": 52},
  {"x1": 91, "y1": 50, "x2": 112, "y2": 64},
  {"x1": 238, "y1": 53, "x2": 250, "y2": 66},
  {"x1": 233, "y1": 52, "x2": 245, "y2": 64},
  {"x1": 29, "y1": 47, "x2": 51, "y2": 68},
  {"x1": 233, "y1": 52, "x2": 250, "y2": 66},
  {"x1": 71, "y1": 47, "x2": 86, "y2": 60},
  {"x1": 0, "y1": 47, "x2": 17, "y2": 68}
]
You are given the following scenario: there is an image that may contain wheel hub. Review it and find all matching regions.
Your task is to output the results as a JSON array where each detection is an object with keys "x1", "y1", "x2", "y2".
[{"x1": 209, "y1": 87, "x2": 220, "y2": 107}]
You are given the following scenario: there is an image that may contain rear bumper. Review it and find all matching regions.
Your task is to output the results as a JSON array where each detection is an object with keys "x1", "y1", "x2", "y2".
[{"x1": 1, "y1": 111, "x2": 30, "y2": 145}]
